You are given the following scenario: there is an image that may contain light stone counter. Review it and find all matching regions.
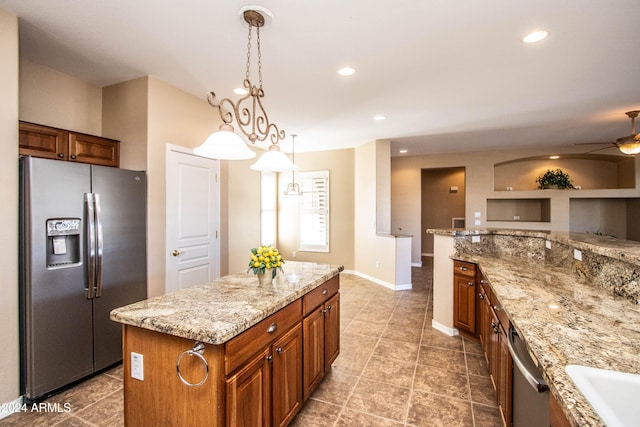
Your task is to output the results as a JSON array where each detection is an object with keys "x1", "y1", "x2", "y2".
[
  {"x1": 428, "y1": 228, "x2": 640, "y2": 426},
  {"x1": 110, "y1": 261, "x2": 343, "y2": 345}
]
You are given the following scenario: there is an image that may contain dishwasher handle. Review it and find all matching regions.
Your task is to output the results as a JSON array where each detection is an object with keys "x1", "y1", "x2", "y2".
[{"x1": 507, "y1": 327, "x2": 549, "y2": 393}]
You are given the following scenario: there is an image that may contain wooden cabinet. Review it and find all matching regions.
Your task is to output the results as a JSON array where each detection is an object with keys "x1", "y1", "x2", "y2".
[
  {"x1": 549, "y1": 391, "x2": 572, "y2": 427},
  {"x1": 477, "y1": 273, "x2": 512, "y2": 427},
  {"x1": 227, "y1": 322, "x2": 303, "y2": 427},
  {"x1": 453, "y1": 260, "x2": 476, "y2": 335},
  {"x1": 19, "y1": 121, "x2": 120, "y2": 167},
  {"x1": 302, "y1": 276, "x2": 340, "y2": 400}
]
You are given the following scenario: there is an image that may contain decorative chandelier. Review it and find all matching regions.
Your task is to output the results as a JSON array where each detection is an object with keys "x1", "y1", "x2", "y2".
[
  {"x1": 284, "y1": 134, "x2": 303, "y2": 197},
  {"x1": 617, "y1": 111, "x2": 640, "y2": 155},
  {"x1": 194, "y1": 6, "x2": 294, "y2": 171}
]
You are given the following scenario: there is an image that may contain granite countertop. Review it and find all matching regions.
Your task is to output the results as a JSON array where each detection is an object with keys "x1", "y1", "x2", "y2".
[
  {"x1": 428, "y1": 228, "x2": 640, "y2": 265},
  {"x1": 460, "y1": 253, "x2": 640, "y2": 426},
  {"x1": 110, "y1": 262, "x2": 344, "y2": 345}
]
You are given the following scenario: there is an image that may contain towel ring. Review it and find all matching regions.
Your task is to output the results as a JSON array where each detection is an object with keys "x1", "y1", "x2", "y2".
[{"x1": 176, "y1": 341, "x2": 209, "y2": 387}]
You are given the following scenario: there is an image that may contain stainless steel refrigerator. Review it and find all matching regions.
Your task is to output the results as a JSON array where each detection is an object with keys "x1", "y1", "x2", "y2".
[{"x1": 19, "y1": 156, "x2": 147, "y2": 401}]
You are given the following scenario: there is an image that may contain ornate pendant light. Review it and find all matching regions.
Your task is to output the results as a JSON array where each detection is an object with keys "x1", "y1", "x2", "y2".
[
  {"x1": 195, "y1": 7, "x2": 293, "y2": 171},
  {"x1": 283, "y1": 134, "x2": 303, "y2": 197}
]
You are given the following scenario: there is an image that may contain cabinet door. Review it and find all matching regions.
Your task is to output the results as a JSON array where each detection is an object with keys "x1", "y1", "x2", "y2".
[
  {"x1": 453, "y1": 275, "x2": 476, "y2": 334},
  {"x1": 226, "y1": 347, "x2": 272, "y2": 427},
  {"x1": 19, "y1": 122, "x2": 68, "y2": 160},
  {"x1": 272, "y1": 323, "x2": 303, "y2": 427},
  {"x1": 497, "y1": 327, "x2": 513, "y2": 427},
  {"x1": 303, "y1": 306, "x2": 325, "y2": 400},
  {"x1": 69, "y1": 133, "x2": 120, "y2": 167},
  {"x1": 489, "y1": 308, "x2": 501, "y2": 390},
  {"x1": 324, "y1": 293, "x2": 340, "y2": 369}
]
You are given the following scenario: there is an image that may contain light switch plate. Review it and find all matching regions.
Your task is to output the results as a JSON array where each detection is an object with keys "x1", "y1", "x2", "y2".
[
  {"x1": 131, "y1": 352, "x2": 144, "y2": 381},
  {"x1": 472, "y1": 235, "x2": 480, "y2": 243},
  {"x1": 545, "y1": 240, "x2": 551, "y2": 249},
  {"x1": 474, "y1": 212, "x2": 481, "y2": 218},
  {"x1": 474, "y1": 220, "x2": 481, "y2": 226}
]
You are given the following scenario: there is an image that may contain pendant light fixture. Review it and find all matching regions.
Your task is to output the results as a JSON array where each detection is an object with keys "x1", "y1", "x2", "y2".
[
  {"x1": 617, "y1": 111, "x2": 640, "y2": 155},
  {"x1": 195, "y1": 6, "x2": 293, "y2": 171},
  {"x1": 283, "y1": 134, "x2": 302, "y2": 197}
]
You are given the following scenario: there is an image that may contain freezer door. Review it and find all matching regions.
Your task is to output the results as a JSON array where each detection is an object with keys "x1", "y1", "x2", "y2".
[
  {"x1": 19, "y1": 157, "x2": 94, "y2": 400},
  {"x1": 91, "y1": 165, "x2": 147, "y2": 370}
]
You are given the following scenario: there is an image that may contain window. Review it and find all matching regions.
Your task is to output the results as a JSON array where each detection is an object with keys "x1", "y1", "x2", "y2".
[
  {"x1": 260, "y1": 172, "x2": 277, "y2": 246},
  {"x1": 298, "y1": 171, "x2": 329, "y2": 252}
]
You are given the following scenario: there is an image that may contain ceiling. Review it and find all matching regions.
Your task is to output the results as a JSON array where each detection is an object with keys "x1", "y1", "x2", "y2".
[{"x1": 1, "y1": 0, "x2": 639, "y2": 156}]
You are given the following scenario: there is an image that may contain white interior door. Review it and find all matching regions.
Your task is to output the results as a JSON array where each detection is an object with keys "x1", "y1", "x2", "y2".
[{"x1": 166, "y1": 145, "x2": 220, "y2": 293}]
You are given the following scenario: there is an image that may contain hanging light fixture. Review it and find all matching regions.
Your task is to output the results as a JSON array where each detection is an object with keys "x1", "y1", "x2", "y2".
[
  {"x1": 195, "y1": 6, "x2": 293, "y2": 171},
  {"x1": 617, "y1": 111, "x2": 640, "y2": 155},
  {"x1": 283, "y1": 134, "x2": 303, "y2": 197}
]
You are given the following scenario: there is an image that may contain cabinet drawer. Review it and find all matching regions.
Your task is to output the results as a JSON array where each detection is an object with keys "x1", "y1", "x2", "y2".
[
  {"x1": 454, "y1": 260, "x2": 476, "y2": 278},
  {"x1": 302, "y1": 276, "x2": 339, "y2": 316},
  {"x1": 225, "y1": 299, "x2": 302, "y2": 375}
]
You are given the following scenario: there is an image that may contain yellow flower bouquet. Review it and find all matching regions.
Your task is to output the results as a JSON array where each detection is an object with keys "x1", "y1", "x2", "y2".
[{"x1": 248, "y1": 245, "x2": 285, "y2": 279}]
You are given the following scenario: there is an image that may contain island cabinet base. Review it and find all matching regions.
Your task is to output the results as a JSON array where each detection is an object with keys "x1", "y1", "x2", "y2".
[
  {"x1": 122, "y1": 325, "x2": 226, "y2": 426},
  {"x1": 121, "y1": 275, "x2": 340, "y2": 427}
]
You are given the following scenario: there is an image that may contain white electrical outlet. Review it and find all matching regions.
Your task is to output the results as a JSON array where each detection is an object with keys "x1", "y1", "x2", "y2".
[
  {"x1": 573, "y1": 249, "x2": 582, "y2": 261},
  {"x1": 292, "y1": 251, "x2": 296, "y2": 258},
  {"x1": 472, "y1": 235, "x2": 480, "y2": 243},
  {"x1": 513, "y1": 215, "x2": 520, "y2": 220},
  {"x1": 474, "y1": 220, "x2": 481, "y2": 226},
  {"x1": 545, "y1": 240, "x2": 551, "y2": 249},
  {"x1": 474, "y1": 211, "x2": 481, "y2": 218},
  {"x1": 131, "y1": 352, "x2": 144, "y2": 381},
  {"x1": 375, "y1": 261, "x2": 380, "y2": 268}
]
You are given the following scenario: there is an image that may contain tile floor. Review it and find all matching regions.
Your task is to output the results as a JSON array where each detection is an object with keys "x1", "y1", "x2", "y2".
[{"x1": 2, "y1": 261, "x2": 502, "y2": 426}]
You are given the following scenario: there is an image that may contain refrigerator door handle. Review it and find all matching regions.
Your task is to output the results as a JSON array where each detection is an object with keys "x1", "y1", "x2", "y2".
[
  {"x1": 85, "y1": 193, "x2": 96, "y2": 299},
  {"x1": 94, "y1": 193, "x2": 104, "y2": 298}
]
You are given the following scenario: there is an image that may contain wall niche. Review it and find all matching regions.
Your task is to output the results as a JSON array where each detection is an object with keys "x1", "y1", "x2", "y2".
[{"x1": 494, "y1": 154, "x2": 635, "y2": 191}]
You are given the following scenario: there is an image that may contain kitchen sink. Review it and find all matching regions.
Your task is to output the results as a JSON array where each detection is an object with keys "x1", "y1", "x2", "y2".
[{"x1": 565, "y1": 364, "x2": 640, "y2": 427}]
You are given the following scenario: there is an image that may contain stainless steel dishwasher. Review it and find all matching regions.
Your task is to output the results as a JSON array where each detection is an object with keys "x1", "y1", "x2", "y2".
[{"x1": 507, "y1": 326, "x2": 550, "y2": 427}]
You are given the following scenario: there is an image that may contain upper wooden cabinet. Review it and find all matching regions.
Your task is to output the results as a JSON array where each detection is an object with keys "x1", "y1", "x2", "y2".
[{"x1": 19, "y1": 121, "x2": 120, "y2": 167}]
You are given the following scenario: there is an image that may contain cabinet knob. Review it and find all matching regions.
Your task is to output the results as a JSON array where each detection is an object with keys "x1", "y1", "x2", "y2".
[
  {"x1": 267, "y1": 323, "x2": 278, "y2": 333},
  {"x1": 467, "y1": 282, "x2": 474, "y2": 287},
  {"x1": 70, "y1": 154, "x2": 77, "y2": 159},
  {"x1": 322, "y1": 289, "x2": 328, "y2": 295},
  {"x1": 491, "y1": 322, "x2": 499, "y2": 334},
  {"x1": 57, "y1": 153, "x2": 64, "y2": 158},
  {"x1": 459, "y1": 266, "x2": 468, "y2": 271},
  {"x1": 266, "y1": 355, "x2": 273, "y2": 362},
  {"x1": 322, "y1": 308, "x2": 327, "y2": 314},
  {"x1": 276, "y1": 347, "x2": 282, "y2": 354},
  {"x1": 326, "y1": 305, "x2": 332, "y2": 311},
  {"x1": 480, "y1": 279, "x2": 486, "y2": 284},
  {"x1": 478, "y1": 293, "x2": 485, "y2": 300}
]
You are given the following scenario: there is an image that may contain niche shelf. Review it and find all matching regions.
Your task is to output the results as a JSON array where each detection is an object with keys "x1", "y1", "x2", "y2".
[
  {"x1": 487, "y1": 198, "x2": 551, "y2": 222},
  {"x1": 494, "y1": 154, "x2": 635, "y2": 191}
]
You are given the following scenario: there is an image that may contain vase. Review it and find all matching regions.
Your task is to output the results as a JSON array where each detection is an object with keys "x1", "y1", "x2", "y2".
[{"x1": 257, "y1": 268, "x2": 273, "y2": 285}]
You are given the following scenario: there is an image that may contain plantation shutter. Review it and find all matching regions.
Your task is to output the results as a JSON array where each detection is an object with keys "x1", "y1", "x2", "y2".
[{"x1": 298, "y1": 171, "x2": 329, "y2": 252}]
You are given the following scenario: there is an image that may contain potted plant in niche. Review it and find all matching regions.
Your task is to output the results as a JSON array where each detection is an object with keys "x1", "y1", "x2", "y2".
[
  {"x1": 248, "y1": 245, "x2": 285, "y2": 285},
  {"x1": 535, "y1": 169, "x2": 575, "y2": 189}
]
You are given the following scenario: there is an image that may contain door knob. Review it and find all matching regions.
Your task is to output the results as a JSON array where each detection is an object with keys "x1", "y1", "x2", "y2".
[{"x1": 171, "y1": 249, "x2": 182, "y2": 257}]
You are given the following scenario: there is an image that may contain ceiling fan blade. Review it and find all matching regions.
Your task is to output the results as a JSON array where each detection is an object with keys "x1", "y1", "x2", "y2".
[
  {"x1": 583, "y1": 145, "x2": 618, "y2": 154},
  {"x1": 574, "y1": 141, "x2": 616, "y2": 146}
]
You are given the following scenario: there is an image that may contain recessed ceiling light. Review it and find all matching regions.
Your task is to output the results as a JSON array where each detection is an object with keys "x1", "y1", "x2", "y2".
[
  {"x1": 399, "y1": 149, "x2": 408, "y2": 154},
  {"x1": 337, "y1": 67, "x2": 355, "y2": 76},
  {"x1": 373, "y1": 115, "x2": 386, "y2": 121},
  {"x1": 233, "y1": 87, "x2": 248, "y2": 95},
  {"x1": 549, "y1": 155, "x2": 560, "y2": 159},
  {"x1": 523, "y1": 30, "x2": 549, "y2": 43}
]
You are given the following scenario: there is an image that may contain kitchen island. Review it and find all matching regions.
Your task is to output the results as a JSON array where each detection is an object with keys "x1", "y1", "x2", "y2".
[
  {"x1": 110, "y1": 261, "x2": 343, "y2": 427},
  {"x1": 428, "y1": 229, "x2": 640, "y2": 426}
]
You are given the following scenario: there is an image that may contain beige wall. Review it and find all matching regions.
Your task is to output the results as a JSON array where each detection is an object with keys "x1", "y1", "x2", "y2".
[
  {"x1": 19, "y1": 59, "x2": 102, "y2": 135},
  {"x1": 277, "y1": 148, "x2": 355, "y2": 270},
  {"x1": 103, "y1": 76, "x2": 223, "y2": 296},
  {"x1": 0, "y1": 8, "x2": 19, "y2": 405},
  {"x1": 102, "y1": 77, "x2": 148, "y2": 171},
  {"x1": 354, "y1": 141, "x2": 397, "y2": 284},
  {"x1": 392, "y1": 147, "x2": 640, "y2": 264}
]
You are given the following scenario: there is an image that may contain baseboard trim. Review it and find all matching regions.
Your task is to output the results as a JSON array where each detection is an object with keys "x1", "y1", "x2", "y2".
[
  {"x1": 342, "y1": 270, "x2": 412, "y2": 291},
  {"x1": 0, "y1": 396, "x2": 23, "y2": 420},
  {"x1": 431, "y1": 319, "x2": 459, "y2": 336}
]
